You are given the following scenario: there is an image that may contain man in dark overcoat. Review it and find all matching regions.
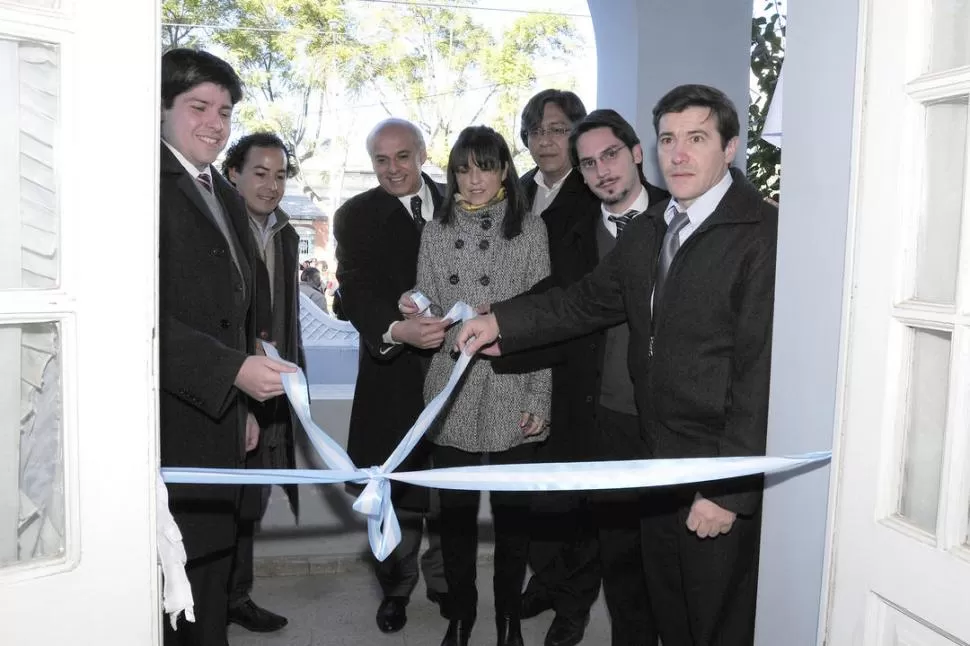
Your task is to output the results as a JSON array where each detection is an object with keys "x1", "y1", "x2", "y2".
[
  {"x1": 158, "y1": 49, "x2": 295, "y2": 646},
  {"x1": 334, "y1": 118, "x2": 449, "y2": 634},
  {"x1": 222, "y1": 132, "x2": 305, "y2": 633},
  {"x1": 458, "y1": 84, "x2": 778, "y2": 646}
]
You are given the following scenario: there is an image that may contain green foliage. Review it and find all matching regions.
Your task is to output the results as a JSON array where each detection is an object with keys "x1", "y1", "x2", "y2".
[
  {"x1": 748, "y1": 0, "x2": 785, "y2": 202},
  {"x1": 160, "y1": 0, "x2": 581, "y2": 186},
  {"x1": 359, "y1": 1, "x2": 580, "y2": 168}
]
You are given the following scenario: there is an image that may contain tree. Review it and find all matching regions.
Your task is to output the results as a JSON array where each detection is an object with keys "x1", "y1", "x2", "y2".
[
  {"x1": 360, "y1": 1, "x2": 580, "y2": 168},
  {"x1": 161, "y1": 0, "x2": 231, "y2": 52},
  {"x1": 206, "y1": 0, "x2": 366, "y2": 206},
  {"x1": 748, "y1": 0, "x2": 785, "y2": 202}
]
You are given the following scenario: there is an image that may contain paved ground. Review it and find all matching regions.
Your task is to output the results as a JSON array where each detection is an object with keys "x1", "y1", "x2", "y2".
[{"x1": 230, "y1": 563, "x2": 613, "y2": 646}]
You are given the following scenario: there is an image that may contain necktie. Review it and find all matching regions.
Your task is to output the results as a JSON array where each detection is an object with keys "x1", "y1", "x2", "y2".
[
  {"x1": 196, "y1": 172, "x2": 213, "y2": 194},
  {"x1": 653, "y1": 210, "x2": 690, "y2": 309},
  {"x1": 607, "y1": 209, "x2": 638, "y2": 238},
  {"x1": 410, "y1": 195, "x2": 424, "y2": 231}
]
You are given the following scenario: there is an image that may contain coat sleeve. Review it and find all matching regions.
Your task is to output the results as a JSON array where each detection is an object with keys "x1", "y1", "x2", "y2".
[
  {"x1": 334, "y1": 202, "x2": 406, "y2": 360},
  {"x1": 159, "y1": 315, "x2": 247, "y2": 419},
  {"x1": 518, "y1": 222, "x2": 553, "y2": 420},
  {"x1": 493, "y1": 234, "x2": 628, "y2": 354},
  {"x1": 702, "y1": 232, "x2": 776, "y2": 515}
]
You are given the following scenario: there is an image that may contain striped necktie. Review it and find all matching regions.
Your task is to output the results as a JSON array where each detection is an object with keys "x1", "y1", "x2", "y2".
[
  {"x1": 196, "y1": 172, "x2": 213, "y2": 194},
  {"x1": 607, "y1": 209, "x2": 637, "y2": 238}
]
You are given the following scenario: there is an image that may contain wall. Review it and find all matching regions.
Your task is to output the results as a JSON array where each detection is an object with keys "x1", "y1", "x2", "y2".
[
  {"x1": 588, "y1": 0, "x2": 752, "y2": 186},
  {"x1": 755, "y1": 1, "x2": 860, "y2": 643}
]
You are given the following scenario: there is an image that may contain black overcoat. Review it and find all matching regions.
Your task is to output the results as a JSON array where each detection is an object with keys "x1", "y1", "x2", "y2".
[
  {"x1": 333, "y1": 174, "x2": 443, "y2": 511},
  {"x1": 158, "y1": 143, "x2": 262, "y2": 559},
  {"x1": 496, "y1": 168, "x2": 777, "y2": 515}
]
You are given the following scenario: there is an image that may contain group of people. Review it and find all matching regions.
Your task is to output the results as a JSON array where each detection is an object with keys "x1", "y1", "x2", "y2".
[{"x1": 159, "y1": 44, "x2": 776, "y2": 646}]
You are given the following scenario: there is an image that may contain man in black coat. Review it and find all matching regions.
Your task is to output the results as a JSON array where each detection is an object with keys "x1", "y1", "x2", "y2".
[
  {"x1": 513, "y1": 101, "x2": 668, "y2": 646},
  {"x1": 513, "y1": 91, "x2": 602, "y2": 646},
  {"x1": 458, "y1": 85, "x2": 777, "y2": 645},
  {"x1": 222, "y1": 132, "x2": 305, "y2": 633},
  {"x1": 159, "y1": 49, "x2": 295, "y2": 646},
  {"x1": 334, "y1": 118, "x2": 449, "y2": 634}
]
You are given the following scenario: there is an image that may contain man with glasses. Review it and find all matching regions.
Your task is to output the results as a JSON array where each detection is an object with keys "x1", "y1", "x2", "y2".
[
  {"x1": 511, "y1": 89, "x2": 602, "y2": 646},
  {"x1": 508, "y1": 102, "x2": 667, "y2": 646},
  {"x1": 457, "y1": 85, "x2": 778, "y2": 645}
]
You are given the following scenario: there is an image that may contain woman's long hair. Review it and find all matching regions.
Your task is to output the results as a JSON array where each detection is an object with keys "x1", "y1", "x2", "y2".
[{"x1": 440, "y1": 125, "x2": 526, "y2": 240}]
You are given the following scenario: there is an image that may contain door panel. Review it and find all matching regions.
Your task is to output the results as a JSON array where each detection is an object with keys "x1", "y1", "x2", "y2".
[{"x1": 0, "y1": 2, "x2": 160, "y2": 644}]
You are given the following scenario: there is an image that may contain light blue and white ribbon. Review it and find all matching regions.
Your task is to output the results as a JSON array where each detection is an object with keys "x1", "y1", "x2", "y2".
[{"x1": 162, "y1": 300, "x2": 831, "y2": 561}]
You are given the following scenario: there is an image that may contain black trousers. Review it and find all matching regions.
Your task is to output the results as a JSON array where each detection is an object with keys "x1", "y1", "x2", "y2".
[
  {"x1": 163, "y1": 547, "x2": 235, "y2": 646},
  {"x1": 592, "y1": 406, "x2": 657, "y2": 646},
  {"x1": 374, "y1": 505, "x2": 447, "y2": 601},
  {"x1": 229, "y1": 484, "x2": 270, "y2": 606},
  {"x1": 434, "y1": 442, "x2": 537, "y2": 621},
  {"x1": 524, "y1": 492, "x2": 601, "y2": 621},
  {"x1": 640, "y1": 486, "x2": 761, "y2": 646}
]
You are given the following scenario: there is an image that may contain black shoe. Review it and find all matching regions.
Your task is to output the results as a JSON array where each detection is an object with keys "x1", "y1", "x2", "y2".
[
  {"x1": 441, "y1": 618, "x2": 475, "y2": 646},
  {"x1": 497, "y1": 615, "x2": 524, "y2": 646},
  {"x1": 520, "y1": 590, "x2": 553, "y2": 619},
  {"x1": 227, "y1": 598, "x2": 288, "y2": 633},
  {"x1": 376, "y1": 596, "x2": 408, "y2": 633},
  {"x1": 544, "y1": 613, "x2": 589, "y2": 646}
]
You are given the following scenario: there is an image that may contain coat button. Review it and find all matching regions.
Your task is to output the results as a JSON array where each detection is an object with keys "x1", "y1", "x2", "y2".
[
  {"x1": 449, "y1": 274, "x2": 460, "y2": 285},
  {"x1": 479, "y1": 275, "x2": 490, "y2": 286},
  {"x1": 211, "y1": 248, "x2": 226, "y2": 257},
  {"x1": 455, "y1": 239, "x2": 465, "y2": 249},
  {"x1": 234, "y1": 284, "x2": 243, "y2": 292},
  {"x1": 479, "y1": 239, "x2": 490, "y2": 251},
  {"x1": 220, "y1": 319, "x2": 230, "y2": 329},
  {"x1": 481, "y1": 218, "x2": 492, "y2": 230},
  {"x1": 585, "y1": 396, "x2": 593, "y2": 403}
]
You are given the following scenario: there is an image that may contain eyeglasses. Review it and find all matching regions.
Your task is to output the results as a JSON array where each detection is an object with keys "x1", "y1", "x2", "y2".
[
  {"x1": 527, "y1": 126, "x2": 571, "y2": 140},
  {"x1": 578, "y1": 145, "x2": 626, "y2": 172}
]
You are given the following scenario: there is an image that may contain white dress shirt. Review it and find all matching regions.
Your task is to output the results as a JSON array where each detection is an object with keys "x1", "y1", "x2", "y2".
[
  {"x1": 663, "y1": 170, "x2": 734, "y2": 244},
  {"x1": 531, "y1": 168, "x2": 572, "y2": 216},
  {"x1": 396, "y1": 179, "x2": 435, "y2": 223},
  {"x1": 601, "y1": 183, "x2": 651, "y2": 238}
]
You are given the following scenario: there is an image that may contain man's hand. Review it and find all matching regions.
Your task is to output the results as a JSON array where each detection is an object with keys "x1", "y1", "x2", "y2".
[
  {"x1": 686, "y1": 494, "x2": 736, "y2": 538},
  {"x1": 455, "y1": 314, "x2": 502, "y2": 356},
  {"x1": 398, "y1": 291, "x2": 422, "y2": 319},
  {"x1": 245, "y1": 412, "x2": 260, "y2": 452},
  {"x1": 391, "y1": 316, "x2": 451, "y2": 349},
  {"x1": 234, "y1": 356, "x2": 297, "y2": 402},
  {"x1": 519, "y1": 411, "x2": 547, "y2": 437}
]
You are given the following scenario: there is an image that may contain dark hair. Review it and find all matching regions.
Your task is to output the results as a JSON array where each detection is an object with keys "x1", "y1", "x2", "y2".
[
  {"x1": 221, "y1": 132, "x2": 296, "y2": 182},
  {"x1": 519, "y1": 89, "x2": 587, "y2": 147},
  {"x1": 301, "y1": 267, "x2": 322, "y2": 286},
  {"x1": 161, "y1": 48, "x2": 243, "y2": 109},
  {"x1": 567, "y1": 109, "x2": 641, "y2": 169},
  {"x1": 441, "y1": 126, "x2": 525, "y2": 240},
  {"x1": 651, "y1": 84, "x2": 739, "y2": 150}
]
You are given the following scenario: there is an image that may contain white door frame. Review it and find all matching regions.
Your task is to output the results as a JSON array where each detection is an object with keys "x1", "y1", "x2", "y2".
[{"x1": 0, "y1": 2, "x2": 161, "y2": 644}]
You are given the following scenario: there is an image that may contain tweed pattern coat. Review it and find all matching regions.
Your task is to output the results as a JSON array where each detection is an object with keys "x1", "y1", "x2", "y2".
[{"x1": 417, "y1": 199, "x2": 552, "y2": 453}]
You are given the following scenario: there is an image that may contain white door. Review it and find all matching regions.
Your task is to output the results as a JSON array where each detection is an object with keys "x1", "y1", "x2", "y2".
[
  {"x1": 0, "y1": 1, "x2": 161, "y2": 644},
  {"x1": 825, "y1": 0, "x2": 970, "y2": 643}
]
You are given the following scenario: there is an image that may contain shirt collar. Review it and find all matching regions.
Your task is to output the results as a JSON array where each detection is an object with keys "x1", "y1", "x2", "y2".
[
  {"x1": 162, "y1": 139, "x2": 211, "y2": 180},
  {"x1": 534, "y1": 168, "x2": 571, "y2": 193},
  {"x1": 249, "y1": 210, "x2": 279, "y2": 233},
  {"x1": 601, "y1": 183, "x2": 651, "y2": 221},
  {"x1": 665, "y1": 169, "x2": 733, "y2": 226}
]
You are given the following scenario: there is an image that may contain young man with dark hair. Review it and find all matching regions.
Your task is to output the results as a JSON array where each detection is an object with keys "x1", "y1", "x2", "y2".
[
  {"x1": 221, "y1": 132, "x2": 304, "y2": 634},
  {"x1": 159, "y1": 48, "x2": 295, "y2": 646},
  {"x1": 458, "y1": 84, "x2": 777, "y2": 645}
]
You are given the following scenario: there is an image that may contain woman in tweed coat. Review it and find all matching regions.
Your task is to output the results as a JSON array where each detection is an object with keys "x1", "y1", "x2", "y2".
[{"x1": 414, "y1": 126, "x2": 551, "y2": 646}]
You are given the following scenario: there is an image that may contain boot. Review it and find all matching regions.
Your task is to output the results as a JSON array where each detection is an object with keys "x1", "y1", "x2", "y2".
[
  {"x1": 441, "y1": 618, "x2": 475, "y2": 646},
  {"x1": 496, "y1": 614, "x2": 524, "y2": 646}
]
